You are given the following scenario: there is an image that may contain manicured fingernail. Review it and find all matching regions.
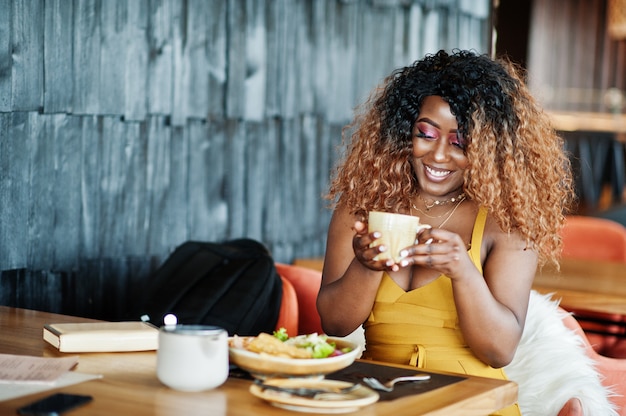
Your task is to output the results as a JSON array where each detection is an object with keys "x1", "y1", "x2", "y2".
[
  {"x1": 378, "y1": 245, "x2": 386, "y2": 252},
  {"x1": 399, "y1": 250, "x2": 408, "y2": 258},
  {"x1": 400, "y1": 260, "x2": 409, "y2": 267},
  {"x1": 373, "y1": 232, "x2": 381, "y2": 238}
]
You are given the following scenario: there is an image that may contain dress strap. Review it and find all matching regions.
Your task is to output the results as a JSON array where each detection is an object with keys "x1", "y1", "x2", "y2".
[{"x1": 468, "y1": 206, "x2": 488, "y2": 274}]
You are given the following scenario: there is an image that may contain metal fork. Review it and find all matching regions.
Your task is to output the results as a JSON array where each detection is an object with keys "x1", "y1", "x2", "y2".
[{"x1": 363, "y1": 374, "x2": 431, "y2": 392}]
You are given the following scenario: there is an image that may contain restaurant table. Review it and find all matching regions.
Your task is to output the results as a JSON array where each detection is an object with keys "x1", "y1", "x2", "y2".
[
  {"x1": 0, "y1": 306, "x2": 517, "y2": 415},
  {"x1": 533, "y1": 258, "x2": 626, "y2": 316}
]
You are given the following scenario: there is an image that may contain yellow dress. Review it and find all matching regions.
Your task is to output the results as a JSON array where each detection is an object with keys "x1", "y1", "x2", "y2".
[{"x1": 362, "y1": 207, "x2": 521, "y2": 416}]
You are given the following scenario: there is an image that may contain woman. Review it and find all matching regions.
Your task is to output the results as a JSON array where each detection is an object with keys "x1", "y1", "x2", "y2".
[{"x1": 317, "y1": 50, "x2": 576, "y2": 415}]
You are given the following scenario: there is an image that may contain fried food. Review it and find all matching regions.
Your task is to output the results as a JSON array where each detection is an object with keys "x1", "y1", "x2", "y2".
[{"x1": 246, "y1": 332, "x2": 312, "y2": 358}]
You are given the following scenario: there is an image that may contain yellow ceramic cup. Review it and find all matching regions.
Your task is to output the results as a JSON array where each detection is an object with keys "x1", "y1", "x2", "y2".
[{"x1": 368, "y1": 211, "x2": 431, "y2": 263}]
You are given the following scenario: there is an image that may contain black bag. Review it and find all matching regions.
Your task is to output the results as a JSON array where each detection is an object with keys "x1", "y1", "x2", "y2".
[{"x1": 137, "y1": 239, "x2": 282, "y2": 336}]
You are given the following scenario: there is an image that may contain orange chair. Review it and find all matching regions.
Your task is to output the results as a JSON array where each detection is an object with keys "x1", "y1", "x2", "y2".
[
  {"x1": 560, "y1": 215, "x2": 626, "y2": 262},
  {"x1": 275, "y1": 263, "x2": 324, "y2": 335},
  {"x1": 274, "y1": 275, "x2": 299, "y2": 336},
  {"x1": 559, "y1": 215, "x2": 626, "y2": 357},
  {"x1": 560, "y1": 308, "x2": 626, "y2": 415}
]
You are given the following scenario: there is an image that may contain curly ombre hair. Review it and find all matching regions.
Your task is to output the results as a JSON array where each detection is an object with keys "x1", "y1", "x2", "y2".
[{"x1": 327, "y1": 50, "x2": 574, "y2": 265}]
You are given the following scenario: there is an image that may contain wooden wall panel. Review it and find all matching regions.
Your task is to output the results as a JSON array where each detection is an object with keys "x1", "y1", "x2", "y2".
[
  {"x1": 224, "y1": 118, "x2": 248, "y2": 238},
  {"x1": 79, "y1": 115, "x2": 102, "y2": 260},
  {"x1": 120, "y1": 121, "x2": 149, "y2": 256},
  {"x1": 308, "y1": 1, "x2": 330, "y2": 118},
  {"x1": 146, "y1": 0, "x2": 174, "y2": 116},
  {"x1": 99, "y1": 116, "x2": 138, "y2": 258},
  {"x1": 100, "y1": 1, "x2": 127, "y2": 116},
  {"x1": 278, "y1": 118, "x2": 302, "y2": 245},
  {"x1": 169, "y1": 0, "x2": 186, "y2": 126},
  {"x1": 73, "y1": 0, "x2": 101, "y2": 115},
  {"x1": 11, "y1": 0, "x2": 44, "y2": 111},
  {"x1": 326, "y1": 1, "x2": 359, "y2": 123},
  {"x1": 243, "y1": 121, "x2": 270, "y2": 241},
  {"x1": 186, "y1": 118, "x2": 227, "y2": 242},
  {"x1": 300, "y1": 115, "x2": 321, "y2": 239},
  {"x1": 356, "y1": 6, "x2": 399, "y2": 100},
  {"x1": 125, "y1": 0, "x2": 149, "y2": 121},
  {"x1": 1, "y1": 113, "x2": 31, "y2": 269},
  {"x1": 43, "y1": 0, "x2": 73, "y2": 113},
  {"x1": 0, "y1": 0, "x2": 10, "y2": 112},
  {"x1": 163, "y1": 124, "x2": 190, "y2": 248},
  {"x1": 262, "y1": 117, "x2": 283, "y2": 246},
  {"x1": 242, "y1": 0, "x2": 267, "y2": 121},
  {"x1": 145, "y1": 116, "x2": 172, "y2": 254},
  {"x1": 50, "y1": 115, "x2": 82, "y2": 271},
  {"x1": 27, "y1": 114, "x2": 55, "y2": 270},
  {"x1": 181, "y1": 0, "x2": 215, "y2": 121},
  {"x1": 265, "y1": 0, "x2": 295, "y2": 119},
  {"x1": 226, "y1": 0, "x2": 247, "y2": 119}
]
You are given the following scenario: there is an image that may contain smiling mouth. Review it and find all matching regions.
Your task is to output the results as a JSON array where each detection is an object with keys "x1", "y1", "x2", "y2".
[{"x1": 425, "y1": 165, "x2": 451, "y2": 178}]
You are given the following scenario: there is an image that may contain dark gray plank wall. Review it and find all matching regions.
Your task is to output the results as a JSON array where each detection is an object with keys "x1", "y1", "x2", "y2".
[{"x1": 0, "y1": 0, "x2": 491, "y2": 319}]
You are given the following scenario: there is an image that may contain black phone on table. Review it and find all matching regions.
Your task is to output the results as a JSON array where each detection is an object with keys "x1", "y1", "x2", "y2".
[{"x1": 17, "y1": 393, "x2": 93, "y2": 416}]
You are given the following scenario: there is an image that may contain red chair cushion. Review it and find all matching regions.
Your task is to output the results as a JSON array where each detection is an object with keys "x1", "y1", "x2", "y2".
[
  {"x1": 561, "y1": 215, "x2": 626, "y2": 263},
  {"x1": 274, "y1": 275, "x2": 299, "y2": 336},
  {"x1": 275, "y1": 263, "x2": 324, "y2": 335}
]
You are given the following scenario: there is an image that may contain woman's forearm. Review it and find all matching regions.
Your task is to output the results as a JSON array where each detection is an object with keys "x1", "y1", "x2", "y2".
[
  {"x1": 317, "y1": 258, "x2": 383, "y2": 336},
  {"x1": 452, "y1": 272, "x2": 528, "y2": 368}
]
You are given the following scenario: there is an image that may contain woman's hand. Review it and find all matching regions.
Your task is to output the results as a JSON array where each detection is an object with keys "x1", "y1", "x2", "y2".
[
  {"x1": 352, "y1": 220, "x2": 400, "y2": 272},
  {"x1": 397, "y1": 227, "x2": 472, "y2": 278}
]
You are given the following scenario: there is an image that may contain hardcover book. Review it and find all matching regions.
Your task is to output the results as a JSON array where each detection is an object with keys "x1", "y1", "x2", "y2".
[{"x1": 43, "y1": 322, "x2": 159, "y2": 353}]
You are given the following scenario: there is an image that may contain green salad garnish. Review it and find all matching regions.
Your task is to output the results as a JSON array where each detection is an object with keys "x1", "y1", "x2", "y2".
[{"x1": 272, "y1": 327, "x2": 350, "y2": 359}]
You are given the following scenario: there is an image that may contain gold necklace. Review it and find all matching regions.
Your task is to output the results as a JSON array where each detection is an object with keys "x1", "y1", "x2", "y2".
[
  {"x1": 435, "y1": 197, "x2": 464, "y2": 228},
  {"x1": 410, "y1": 195, "x2": 464, "y2": 228},
  {"x1": 412, "y1": 202, "x2": 456, "y2": 219},
  {"x1": 418, "y1": 192, "x2": 466, "y2": 212}
]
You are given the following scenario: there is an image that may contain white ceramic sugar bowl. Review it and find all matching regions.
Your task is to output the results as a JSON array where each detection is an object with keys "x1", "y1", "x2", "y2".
[{"x1": 156, "y1": 325, "x2": 228, "y2": 392}]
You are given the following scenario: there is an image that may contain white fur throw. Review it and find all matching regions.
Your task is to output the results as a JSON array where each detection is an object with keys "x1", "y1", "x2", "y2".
[{"x1": 504, "y1": 290, "x2": 618, "y2": 416}]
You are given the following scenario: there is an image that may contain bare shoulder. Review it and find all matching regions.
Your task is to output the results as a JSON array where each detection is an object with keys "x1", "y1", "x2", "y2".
[
  {"x1": 482, "y1": 212, "x2": 532, "y2": 253},
  {"x1": 481, "y1": 212, "x2": 537, "y2": 301},
  {"x1": 328, "y1": 203, "x2": 359, "y2": 238},
  {"x1": 481, "y1": 211, "x2": 538, "y2": 268}
]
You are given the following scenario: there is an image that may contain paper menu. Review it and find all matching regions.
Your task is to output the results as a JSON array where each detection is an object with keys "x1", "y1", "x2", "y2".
[{"x1": 0, "y1": 353, "x2": 79, "y2": 384}]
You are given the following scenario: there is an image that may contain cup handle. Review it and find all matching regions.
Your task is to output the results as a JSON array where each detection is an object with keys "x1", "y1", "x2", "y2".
[{"x1": 414, "y1": 224, "x2": 432, "y2": 244}]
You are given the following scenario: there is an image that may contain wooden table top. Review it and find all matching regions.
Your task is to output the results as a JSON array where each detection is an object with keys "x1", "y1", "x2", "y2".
[
  {"x1": 0, "y1": 306, "x2": 517, "y2": 416},
  {"x1": 533, "y1": 258, "x2": 626, "y2": 315}
]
